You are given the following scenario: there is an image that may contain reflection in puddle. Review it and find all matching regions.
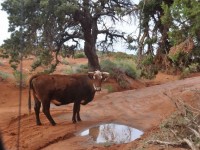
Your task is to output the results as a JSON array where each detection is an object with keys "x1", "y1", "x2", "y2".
[{"x1": 79, "y1": 123, "x2": 143, "y2": 144}]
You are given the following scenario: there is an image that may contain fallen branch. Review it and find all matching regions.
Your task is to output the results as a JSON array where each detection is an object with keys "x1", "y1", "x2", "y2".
[
  {"x1": 183, "y1": 138, "x2": 197, "y2": 150},
  {"x1": 147, "y1": 139, "x2": 198, "y2": 150},
  {"x1": 147, "y1": 140, "x2": 184, "y2": 146}
]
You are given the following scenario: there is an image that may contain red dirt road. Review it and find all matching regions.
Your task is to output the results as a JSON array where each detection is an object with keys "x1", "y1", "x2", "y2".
[
  {"x1": 0, "y1": 58, "x2": 200, "y2": 150},
  {"x1": 0, "y1": 75, "x2": 200, "y2": 150}
]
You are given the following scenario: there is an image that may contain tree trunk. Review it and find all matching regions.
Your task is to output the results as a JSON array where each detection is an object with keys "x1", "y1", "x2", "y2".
[
  {"x1": 74, "y1": 0, "x2": 101, "y2": 71},
  {"x1": 84, "y1": 39, "x2": 101, "y2": 71}
]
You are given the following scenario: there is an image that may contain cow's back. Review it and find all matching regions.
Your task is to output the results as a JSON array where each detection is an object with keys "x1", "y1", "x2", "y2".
[{"x1": 31, "y1": 74, "x2": 95, "y2": 103}]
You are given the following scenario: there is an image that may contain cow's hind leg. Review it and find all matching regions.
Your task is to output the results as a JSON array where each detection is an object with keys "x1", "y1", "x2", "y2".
[
  {"x1": 72, "y1": 102, "x2": 81, "y2": 123},
  {"x1": 42, "y1": 100, "x2": 56, "y2": 126},
  {"x1": 77, "y1": 103, "x2": 81, "y2": 122},
  {"x1": 34, "y1": 95, "x2": 42, "y2": 125}
]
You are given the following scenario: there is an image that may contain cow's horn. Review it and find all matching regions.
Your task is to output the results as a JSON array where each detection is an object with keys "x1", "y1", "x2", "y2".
[
  {"x1": 88, "y1": 71, "x2": 94, "y2": 74},
  {"x1": 102, "y1": 72, "x2": 109, "y2": 76}
]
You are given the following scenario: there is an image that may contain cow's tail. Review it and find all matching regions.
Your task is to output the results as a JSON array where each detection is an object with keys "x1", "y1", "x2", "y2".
[{"x1": 28, "y1": 74, "x2": 39, "y2": 115}]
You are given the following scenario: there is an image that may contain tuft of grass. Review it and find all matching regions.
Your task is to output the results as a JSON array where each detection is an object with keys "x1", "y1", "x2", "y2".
[
  {"x1": 0, "y1": 71, "x2": 9, "y2": 80},
  {"x1": 103, "y1": 85, "x2": 115, "y2": 93}
]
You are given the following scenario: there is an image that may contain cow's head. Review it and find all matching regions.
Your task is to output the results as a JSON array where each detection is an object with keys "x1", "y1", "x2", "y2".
[{"x1": 88, "y1": 70, "x2": 109, "y2": 91}]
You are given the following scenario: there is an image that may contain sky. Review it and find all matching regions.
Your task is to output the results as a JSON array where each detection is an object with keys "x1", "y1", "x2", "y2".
[
  {"x1": 0, "y1": 0, "x2": 10, "y2": 45},
  {"x1": 0, "y1": 0, "x2": 140, "y2": 54}
]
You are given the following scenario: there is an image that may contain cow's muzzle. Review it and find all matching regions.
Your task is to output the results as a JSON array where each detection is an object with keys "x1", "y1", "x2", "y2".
[{"x1": 93, "y1": 84, "x2": 101, "y2": 91}]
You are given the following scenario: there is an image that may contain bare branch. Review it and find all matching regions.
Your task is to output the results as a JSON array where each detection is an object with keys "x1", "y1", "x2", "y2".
[
  {"x1": 188, "y1": 127, "x2": 200, "y2": 139},
  {"x1": 147, "y1": 140, "x2": 184, "y2": 146},
  {"x1": 183, "y1": 138, "x2": 197, "y2": 150}
]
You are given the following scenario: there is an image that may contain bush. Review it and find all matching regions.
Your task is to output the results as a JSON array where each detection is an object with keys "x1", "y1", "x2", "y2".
[
  {"x1": 103, "y1": 85, "x2": 115, "y2": 93},
  {"x1": 100, "y1": 59, "x2": 140, "y2": 88},
  {"x1": 75, "y1": 64, "x2": 88, "y2": 73},
  {"x1": 0, "y1": 71, "x2": 9, "y2": 80},
  {"x1": 180, "y1": 67, "x2": 190, "y2": 79},
  {"x1": 74, "y1": 52, "x2": 86, "y2": 58},
  {"x1": 188, "y1": 63, "x2": 199, "y2": 73},
  {"x1": 13, "y1": 70, "x2": 27, "y2": 87},
  {"x1": 139, "y1": 55, "x2": 158, "y2": 79},
  {"x1": 63, "y1": 64, "x2": 88, "y2": 75}
]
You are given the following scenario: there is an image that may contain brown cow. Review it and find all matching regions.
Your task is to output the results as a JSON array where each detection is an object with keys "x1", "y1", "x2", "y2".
[{"x1": 28, "y1": 70, "x2": 109, "y2": 126}]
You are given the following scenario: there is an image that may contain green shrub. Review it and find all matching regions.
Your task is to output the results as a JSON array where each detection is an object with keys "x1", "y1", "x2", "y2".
[
  {"x1": 188, "y1": 63, "x2": 199, "y2": 73},
  {"x1": 141, "y1": 54, "x2": 154, "y2": 66},
  {"x1": 101, "y1": 59, "x2": 140, "y2": 79},
  {"x1": 63, "y1": 64, "x2": 88, "y2": 75},
  {"x1": 100, "y1": 59, "x2": 140, "y2": 89},
  {"x1": 61, "y1": 59, "x2": 69, "y2": 65},
  {"x1": 75, "y1": 64, "x2": 88, "y2": 73},
  {"x1": 139, "y1": 55, "x2": 158, "y2": 79},
  {"x1": 100, "y1": 59, "x2": 117, "y2": 77},
  {"x1": 113, "y1": 52, "x2": 134, "y2": 60},
  {"x1": 0, "y1": 71, "x2": 9, "y2": 80},
  {"x1": 103, "y1": 85, "x2": 115, "y2": 93},
  {"x1": 13, "y1": 70, "x2": 27, "y2": 87},
  {"x1": 180, "y1": 67, "x2": 190, "y2": 79},
  {"x1": 63, "y1": 66, "x2": 74, "y2": 74},
  {"x1": 140, "y1": 65, "x2": 158, "y2": 79},
  {"x1": 74, "y1": 52, "x2": 86, "y2": 58}
]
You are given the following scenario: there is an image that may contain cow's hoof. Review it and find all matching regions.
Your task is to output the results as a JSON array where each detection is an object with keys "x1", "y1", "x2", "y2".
[
  {"x1": 77, "y1": 119, "x2": 82, "y2": 122},
  {"x1": 72, "y1": 120, "x2": 77, "y2": 124},
  {"x1": 37, "y1": 122, "x2": 42, "y2": 126},
  {"x1": 51, "y1": 122, "x2": 56, "y2": 126}
]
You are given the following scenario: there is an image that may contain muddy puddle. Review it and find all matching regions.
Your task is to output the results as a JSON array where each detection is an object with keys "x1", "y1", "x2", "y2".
[{"x1": 77, "y1": 123, "x2": 143, "y2": 144}]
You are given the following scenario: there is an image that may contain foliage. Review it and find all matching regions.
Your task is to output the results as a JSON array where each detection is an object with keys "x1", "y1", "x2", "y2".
[
  {"x1": 31, "y1": 49, "x2": 54, "y2": 73},
  {"x1": 161, "y1": 0, "x2": 200, "y2": 72},
  {"x1": 188, "y1": 63, "x2": 199, "y2": 73},
  {"x1": 0, "y1": 71, "x2": 9, "y2": 80},
  {"x1": 62, "y1": 66, "x2": 74, "y2": 75},
  {"x1": 74, "y1": 52, "x2": 86, "y2": 59},
  {"x1": 100, "y1": 58, "x2": 140, "y2": 89},
  {"x1": 112, "y1": 52, "x2": 135, "y2": 60},
  {"x1": 180, "y1": 67, "x2": 190, "y2": 79},
  {"x1": 61, "y1": 59, "x2": 69, "y2": 65},
  {"x1": 75, "y1": 64, "x2": 88, "y2": 74},
  {"x1": 1, "y1": 0, "x2": 135, "y2": 71},
  {"x1": 13, "y1": 70, "x2": 27, "y2": 87},
  {"x1": 139, "y1": 55, "x2": 158, "y2": 79},
  {"x1": 103, "y1": 85, "x2": 115, "y2": 93},
  {"x1": 63, "y1": 64, "x2": 88, "y2": 75},
  {"x1": 162, "y1": 0, "x2": 200, "y2": 45}
]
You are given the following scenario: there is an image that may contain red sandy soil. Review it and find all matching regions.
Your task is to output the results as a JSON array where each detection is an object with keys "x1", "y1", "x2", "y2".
[{"x1": 0, "y1": 57, "x2": 200, "y2": 150}]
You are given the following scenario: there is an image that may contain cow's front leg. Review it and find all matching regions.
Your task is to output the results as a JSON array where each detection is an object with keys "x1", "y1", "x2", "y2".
[
  {"x1": 42, "y1": 101, "x2": 56, "y2": 126},
  {"x1": 72, "y1": 102, "x2": 80, "y2": 123}
]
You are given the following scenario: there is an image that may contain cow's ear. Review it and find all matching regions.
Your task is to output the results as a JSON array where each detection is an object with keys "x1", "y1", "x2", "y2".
[
  {"x1": 102, "y1": 72, "x2": 110, "y2": 81},
  {"x1": 88, "y1": 72, "x2": 94, "y2": 79}
]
